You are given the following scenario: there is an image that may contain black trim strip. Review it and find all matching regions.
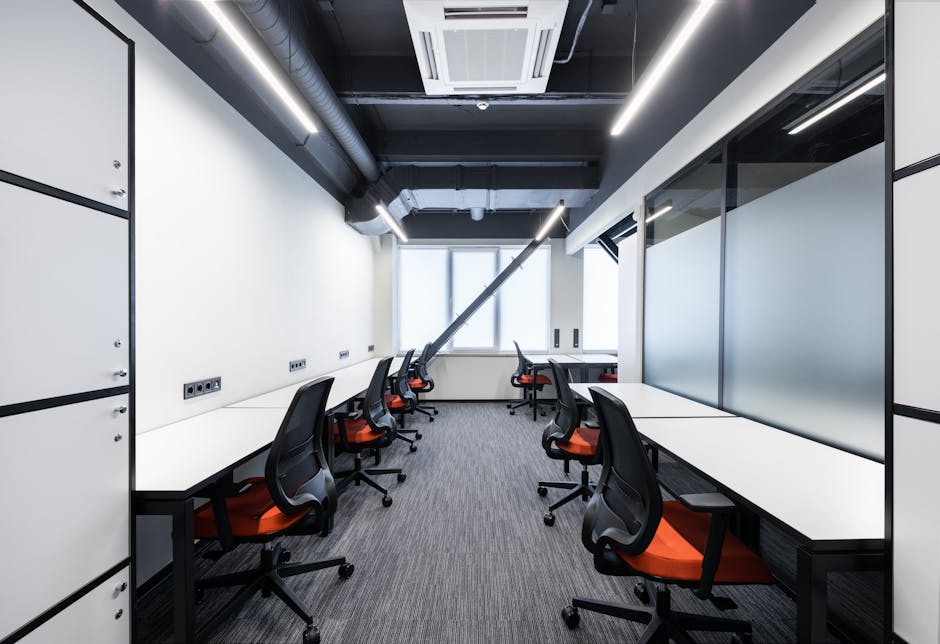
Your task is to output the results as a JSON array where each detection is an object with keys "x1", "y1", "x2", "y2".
[
  {"x1": 0, "y1": 387, "x2": 129, "y2": 419},
  {"x1": 0, "y1": 169, "x2": 128, "y2": 220},
  {"x1": 72, "y1": 0, "x2": 133, "y2": 45},
  {"x1": 0, "y1": 558, "x2": 130, "y2": 644},
  {"x1": 893, "y1": 153, "x2": 940, "y2": 181},
  {"x1": 894, "y1": 403, "x2": 940, "y2": 425}
]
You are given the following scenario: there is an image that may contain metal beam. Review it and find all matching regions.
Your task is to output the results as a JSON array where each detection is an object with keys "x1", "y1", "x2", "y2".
[
  {"x1": 340, "y1": 93, "x2": 626, "y2": 106},
  {"x1": 370, "y1": 130, "x2": 606, "y2": 162},
  {"x1": 428, "y1": 238, "x2": 544, "y2": 359}
]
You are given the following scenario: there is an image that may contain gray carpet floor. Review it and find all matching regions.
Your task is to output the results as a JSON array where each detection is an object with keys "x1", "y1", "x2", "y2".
[{"x1": 137, "y1": 402, "x2": 882, "y2": 643}]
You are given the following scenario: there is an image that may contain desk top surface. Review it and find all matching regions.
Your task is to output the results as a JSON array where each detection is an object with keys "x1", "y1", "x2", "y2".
[
  {"x1": 136, "y1": 357, "x2": 397, "y2": 494},
  {"x1": 569, "y1": 383, "x2": 734, "y2": 418},
  {"x1": 636, "y1": 416, "x2": 885, "y2": 544},
  {"x1": 564, "y1": 353, "x2": 618, "y2": 364}
]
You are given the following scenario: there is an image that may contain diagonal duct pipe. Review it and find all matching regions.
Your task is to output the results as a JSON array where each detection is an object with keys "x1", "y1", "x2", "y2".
[{"x1": 234, "y1": 0, "x2": 381, "y2": 183}]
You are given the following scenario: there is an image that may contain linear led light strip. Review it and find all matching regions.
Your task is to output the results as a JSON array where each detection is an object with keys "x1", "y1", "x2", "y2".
[
  {"x1": 376, "y1": 203, "x2": 409, "y2": 242},
  {"x1": 200, "y1": 0, "x2": 318, "y2": 134},
  {"x1": 646, "y1": 202, "x2": 673, "y2": 223},
  {"x1": 611, "y1": 0, "x2": 715, "y2": 136},
  {"x1": 535, "y1": 201, "x2": 567, "y2": 241},
  {"x1": 787, "y1": 71, "x2": 886, "y2": 136}
]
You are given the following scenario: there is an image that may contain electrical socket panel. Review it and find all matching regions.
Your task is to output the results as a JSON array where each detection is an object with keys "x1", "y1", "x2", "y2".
[
  {"x1": 339, "y1": 350, "x2": 349, "y2": 359},
  {"x1": 289, "y1": 358, "x2": 307, "y2": 372},
  {"x1": 183, "y1": 377, "x2": 221, "y2": 400}
]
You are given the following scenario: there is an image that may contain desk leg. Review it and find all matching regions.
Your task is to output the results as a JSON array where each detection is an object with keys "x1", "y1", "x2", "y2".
[
  {"x1": 532, "y1": 365, "x2": 538, "y2": 421},
  {"x1": 171, "y1": 499, "x2": 196, "y2": 644}
]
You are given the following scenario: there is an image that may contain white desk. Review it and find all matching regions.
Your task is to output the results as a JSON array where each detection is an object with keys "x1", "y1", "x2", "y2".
[
  {"x1": 569, "y1": 383, "x2": 733, "y2": 418},
  {"x1": 564, "y1": 353, "x2": 618, "y2": 365}
]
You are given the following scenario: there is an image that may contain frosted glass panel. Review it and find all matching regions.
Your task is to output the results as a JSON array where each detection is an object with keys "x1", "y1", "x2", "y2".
[
  {"x1": 398, "y1": 248, "x2": 448, "y2": 351},
  {"x1": 644, "y1": 217, "x2": 720, "y2": 404},
  {"x1": 452, "y1": 249, "x2": 496, "y2": 349},
  {"x1": 724, "y1": 144, "x2": 884, "y2": 459},
  {"x1": 583, "y1": 246, "x2": 619, "y2": 351},
  {"x1": 498, "y1": 247, "x2": 549, "y2": 351}
]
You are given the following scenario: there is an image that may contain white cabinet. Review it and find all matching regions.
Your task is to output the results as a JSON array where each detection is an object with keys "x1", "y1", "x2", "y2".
[
  {"x1": 894, "y1": 165, "x2": 940, "y2": 414},
  {"x1": 895, "y1": 1, "x2": 940, "y2": 170},
  {"x1": 0, "y1": 0, "x2": 128, "y2": 209},
  {"x1": 894, "y1": 415, "x2": 940, "y2": 644},
  {"x1": 0, "y1": 395, "x2": 129, "y2": 641},
  {"x1": 19, "y1": 567, "x2": 130, "y2": 644},
  {"x1": 0, "y1": 182, "x2": 129, "y2": 407}
]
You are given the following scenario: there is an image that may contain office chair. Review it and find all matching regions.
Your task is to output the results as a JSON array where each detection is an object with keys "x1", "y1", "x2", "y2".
[
  {"x1": 333, "y1": 356, "x2": 406, "y2": 507},
  {"x1": 193, "y1": 377, "x2": 353, "y2": 644},
  {"x1": 386, "y1": 348, "x2": 420, "y2": 449},
  {"x1": 409, "y1": 342, "x2": 438, "y2": 421},
  {"x1": 537, "y1": 359, "x2": 602, "y2": 527},
  {"x1": 561, "y1": 387, "x2": 773, "y2": 643},
  {"x1": 598, "y1": 371, "x2": 618, "y2": 383},
  {"x1": 508, "y1": 340, "x2": 554, "y2": 417}
]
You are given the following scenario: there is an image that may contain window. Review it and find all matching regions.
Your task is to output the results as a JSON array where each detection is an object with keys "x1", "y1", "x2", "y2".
[
  {"x1": 396, "y1": 245, "x2": 550, "y2": 352},
  {"x1": 582, "y1": 246, "x2": 619, "y2": 351}
]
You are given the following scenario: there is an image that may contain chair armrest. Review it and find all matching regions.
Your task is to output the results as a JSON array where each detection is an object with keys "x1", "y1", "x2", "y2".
[
  {"x1": 583, "y1": 420, "x2": 600, "y2": 429},
  {"x1": 678, "y1": 492, "x2": 736, "y2": 514}
]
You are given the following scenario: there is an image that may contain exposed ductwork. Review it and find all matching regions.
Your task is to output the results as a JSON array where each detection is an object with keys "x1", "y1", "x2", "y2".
[
  {"x1": 233, "y1": 0, "x2": 380, "y2": 183},
  {"x1": 345, "y1": 165, "x2": 599, "y2": 235}
]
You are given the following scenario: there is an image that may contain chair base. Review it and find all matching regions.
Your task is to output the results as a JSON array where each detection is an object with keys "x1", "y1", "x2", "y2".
[
  {"x1": 507, "y1": 393, "x2": 555, "y2": 417},
  {"x1": 196, "y1": 542, "x2": 350, "y2": 643},
  {"x1": 335, "y1": 455, "x2": 404, "y2": 506},
  {"x1": 538, "y1": 466, "x2": 594, "y2": 526},
  {"x1": 565, "y1": 581, "x2": 752, "y2": 644}
]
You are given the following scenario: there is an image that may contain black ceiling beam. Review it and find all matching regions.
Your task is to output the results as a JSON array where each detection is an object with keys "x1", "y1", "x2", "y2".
[
  {"x1": 336, "y1": 55, "x2": 634, "y2": 97},
  {"x1": 340, "y1": 93, "x2": 625, "y2": 106},
  {"x1": 370, "y1": 130, "x2": 606, "y2": 163}
]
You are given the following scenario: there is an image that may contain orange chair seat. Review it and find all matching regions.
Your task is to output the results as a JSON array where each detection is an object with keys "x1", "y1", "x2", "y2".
[
  {"x1": 518, "y1": 374, "x2": 551, "y2": 385},
  {"x1": 598, "y1": 372, "x2": 618, "y2": 383},
  {"x1": 385, "y1": 394, "x2": 408, "y2": 409},
  {"x1": 557, "y1": 427, "x2": 600, "y2": 456},
  {"x1": 409, "y1": 378, "x2": 427, "y2": 389},
  {"x1": 194, "y1": 477, "x2": 308, "y2": 538},
  {"x1": 333, "y1": 418, "x2": 384, "y2": 443},
  {"x1": 616, "y1": 501, "x2": 774, "y2": 585}
]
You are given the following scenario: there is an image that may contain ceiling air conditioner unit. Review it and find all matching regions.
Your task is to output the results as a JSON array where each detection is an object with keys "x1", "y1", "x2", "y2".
[{"x1": 402, "y1": 0, "x2": 569, "y2": 95}]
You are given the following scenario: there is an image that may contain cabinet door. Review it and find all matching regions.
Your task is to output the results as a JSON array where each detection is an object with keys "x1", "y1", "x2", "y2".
[
  {"x1": 19, "y1": 567, "x2": 130, "y2": 644},
  {"x1": 0, "y1": 0, "x2": 128, "y2": 209},
  {"x1": 894, "y1": 165, "x2": 940, "y2": 414},
  {"x1": 0, "y1": 182, "x2": 129, "y2": 407},
  {"x1": 0, "y1": 395, "x2": 129, "y2": 640}
]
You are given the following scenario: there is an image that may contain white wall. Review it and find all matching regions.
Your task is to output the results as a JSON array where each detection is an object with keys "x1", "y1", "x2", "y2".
[
  {"x1": 83, "y1": 0, "x2": 376, "y2": 585},
  {"x1": 617, "y1": 229, "x2": 642, "y2": 383}
]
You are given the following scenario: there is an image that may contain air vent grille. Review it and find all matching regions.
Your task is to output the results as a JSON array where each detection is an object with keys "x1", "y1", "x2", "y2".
[
  {"x1": 531, "y1": 29, "x2": 552, "y2": 78},
  {"x1": 419, "y1": 31, "x2": 439, "y2": 80},
  {"x1": 443, "y1": 6, "x2": 527, "y2": 20}
]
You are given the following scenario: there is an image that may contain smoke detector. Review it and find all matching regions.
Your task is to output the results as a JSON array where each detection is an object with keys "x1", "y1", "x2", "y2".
[{"x1": 403, "y1": 0, "x2": 569, "y2": 95}]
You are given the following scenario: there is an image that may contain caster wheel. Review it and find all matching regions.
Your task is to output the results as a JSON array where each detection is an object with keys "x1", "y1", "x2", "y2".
[
  {"x1": 543, "y1": 512, "x2": 555, "y2": 526},
  {"x1": 279, "y1": 550, "x2": 292, "y2": 564},
  {"x1": 397, "y1": 473, "x2": 407, "y2": 483},
  {"x1": 506, "y1": 403, "x2": 512, "y2": 409},
  {"x1": 433, "y1": 410, "x2": 439, "y2": 415},
  {"x1": 416, "y1": 433, "x2": 423, "y2": 440},
  {"x1": 633, "y1": 582, "x2": 650, "y2": 604},
  {"x1": 194, "y1": 588, "x2": 204, "y2": 605},
  {"x1": 537, "y1": 486, "x2": 548, "y2": 497},
  {"x1": 561, "y1": 606, "x2": 580, "y2": 629},
  {"x1": 382, "y1": 495, "x2": 393, "y2": 507},
  {"x1": 409, "y1": 444, "x2": 418, "y2": 452},
  {"x1": 540, "y1": 411, "x2": 547, "y2": 416},
  {"x1": 338, "y1": 563, "x2": 355, "y2": 580},
  {"x1": 730, "y1": 633, "x2": 753, "y2": 644},
  {"x1": 510, "y1": 411, "x2": 515, "y2": 415},
  {"x1": 302, "y1": 625, "x2": 320, "y2": 644},
  {"x1": 429, "y1": 417, "x2": 435, "y2": 423}
]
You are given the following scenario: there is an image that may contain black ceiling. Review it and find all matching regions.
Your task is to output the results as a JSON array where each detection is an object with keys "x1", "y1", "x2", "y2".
[{"x1": 119, "y1": 0, "x2": 817, "y2": 238}]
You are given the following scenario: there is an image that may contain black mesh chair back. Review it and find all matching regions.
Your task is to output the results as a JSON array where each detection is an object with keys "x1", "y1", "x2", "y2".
[
  {"x1": 542, "y1": 359, "x2": 578, "y2": 449},
  {"x1": 264, "y1": 377, "x2": 336, "y2": 518},
  {"x1": 512, "y1": 340, "x2": 527, "y2": 380},
  {"x1": 584, "y1": 386, "x2": 663, "y2": 556},
  {"x1": 364, "y1": 356, "x2": 397, "y2": 437},
  {"x1": 416, "y1": 343, "x2": 434, "y2": 384},
  {"x1": 393, "y1": 348, "x2": 417, "y2": 404}
]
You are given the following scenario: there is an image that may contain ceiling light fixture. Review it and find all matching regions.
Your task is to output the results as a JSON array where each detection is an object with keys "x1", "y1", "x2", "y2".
[
  {"x1": 199, "y1": 0, "x2": 318, "y2": 134},
  {"x1": 375, "y1": 203, "x2": 409, "y2": 242},
  {"x1": 786, "y1": 70, "x2": 886, "y2": 136},
  {"x1": 535, "y1": 201, "x2": 567, "y2": 241},
  {"x1": 610, "y1": 0, "x2": 715, "y2": 136},
  {"x1": 646, "y1": 201, "x2": 673, "y2": 223}
]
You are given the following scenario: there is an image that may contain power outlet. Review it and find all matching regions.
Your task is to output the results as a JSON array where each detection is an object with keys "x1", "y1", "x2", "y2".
[
  {"x1": 183, "y1": 376, "x2": 221, "y2": 400},
  {"x1": 289, "y1": 358, "x2": 307, "y2": 372},
  {"x1": 339, "y1": 350, "x2": 349, "y2": 359},
  {"x1": 368, "y1": 344, "x2": 375, "y2": 352}
]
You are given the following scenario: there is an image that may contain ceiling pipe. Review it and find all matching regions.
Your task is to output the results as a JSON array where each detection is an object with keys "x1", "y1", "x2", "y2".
[
  {"x1": 470, "y1": 207, "x2": 485, "y2": 221},
  {"x1": 233, "y1": 0, "x2": 381, "y2": 183}
]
